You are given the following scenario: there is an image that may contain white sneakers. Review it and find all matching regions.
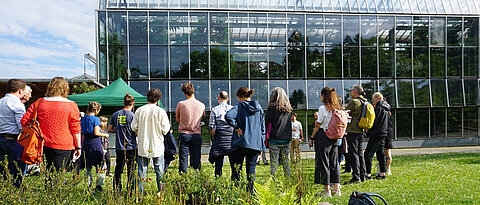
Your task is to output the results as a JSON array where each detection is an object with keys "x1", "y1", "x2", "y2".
[{"x1": 317, "y1": 189, "x2": 341, "y2": 198}]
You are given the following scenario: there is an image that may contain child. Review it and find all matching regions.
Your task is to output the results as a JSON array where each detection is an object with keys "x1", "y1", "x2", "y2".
[
  {"x1": 81, "y1": 102, "x2": 109, "y2": 192},
  {"x1": 99, "y1": 116, "x2": 112, "y2": 177}
]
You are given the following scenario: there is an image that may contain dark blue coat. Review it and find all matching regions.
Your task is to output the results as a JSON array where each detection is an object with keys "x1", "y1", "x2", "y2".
[{"x1": 225, "y1": 100, "x2": 266, "y2": 152}]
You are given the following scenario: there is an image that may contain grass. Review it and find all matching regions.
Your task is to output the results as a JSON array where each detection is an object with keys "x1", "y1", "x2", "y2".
[{"x1": 1, "y1": 152, "x2": 479, "y2": 204}]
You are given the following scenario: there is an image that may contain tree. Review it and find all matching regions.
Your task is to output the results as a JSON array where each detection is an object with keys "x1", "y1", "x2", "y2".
[{"x1": 71, "y1": 82, "x2": 100, "y2": 95}]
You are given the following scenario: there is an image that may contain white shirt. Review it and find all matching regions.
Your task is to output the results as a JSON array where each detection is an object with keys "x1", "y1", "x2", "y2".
[
  {"x1": 291, "y1": 120, "x2": 302, "y2": 139},
  {"x1": 317, "y1": 105, "x2": 332, "y2": 130},
  {"x1": 131, "y1": 104, "x2": 171, "y2": 158}
]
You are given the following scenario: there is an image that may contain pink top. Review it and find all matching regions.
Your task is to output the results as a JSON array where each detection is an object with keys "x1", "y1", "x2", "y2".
[{"x1": 176, "y1": 99, "x2": 205, "y2": 135}]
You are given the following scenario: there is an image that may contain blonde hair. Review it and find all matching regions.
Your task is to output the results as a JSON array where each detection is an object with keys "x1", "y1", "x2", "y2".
[
  {"x1": 45, "y1": 77, "x2": 69, "y2": 98},
  {"x1": 99, "y1": 116, "x2": 108, "y2": 130},
  {"x1": 372, "y1": 92, "x2": 384, "y2": 100},
  {"x1": 87, "y1": 101, "x2": 102, "y2": 115}
]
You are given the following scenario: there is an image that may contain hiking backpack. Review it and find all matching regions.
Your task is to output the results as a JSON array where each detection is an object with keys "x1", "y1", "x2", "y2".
[
  {"x1": 348, "y1": 191, "x2": 388, "y2": 205},
  {"x1": 357, "y1": 98, "x2": 375, "y2": 130},
  {"x1": 324, "y1": 109, "x2": 349, "y2": 140},
  {"x1": 17, "y1": 100, "x2": 44, "y2": 165}
]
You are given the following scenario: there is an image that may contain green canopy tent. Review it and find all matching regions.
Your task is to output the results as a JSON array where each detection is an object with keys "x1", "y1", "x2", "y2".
[{"x1": 68, "y1": 78, "x2": 163, "y2": 107}]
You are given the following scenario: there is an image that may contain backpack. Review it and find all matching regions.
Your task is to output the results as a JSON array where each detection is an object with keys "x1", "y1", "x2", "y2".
[
  {"x1": 357, "y1": 98, "x2": 375, "y2": 130},
  {"x1": 324, "y1": 109, "x2": 349, "y2": 140},
  {"x1": 17, "y1": 100, "x2": 44, "y2": 165},
  {"x1": 348, "y1": 191, "x2": 388, "y2": 205}
]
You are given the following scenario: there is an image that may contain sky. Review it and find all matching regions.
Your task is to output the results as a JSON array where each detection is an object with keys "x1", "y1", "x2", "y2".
[{"x1": 0, "y1": 0, "x2": 96, "y2": 79}]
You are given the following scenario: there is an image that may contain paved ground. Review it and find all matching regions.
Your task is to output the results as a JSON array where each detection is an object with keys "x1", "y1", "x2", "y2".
[{"x1": 199, "y1": 146, "x2": 480, "y2": 163}]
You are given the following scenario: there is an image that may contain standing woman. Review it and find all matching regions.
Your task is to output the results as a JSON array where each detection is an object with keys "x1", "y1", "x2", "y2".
[
  {"x1": 21, "y1": 77, "x2": 82, "y2": 172},
  {"x1": 225, "y1": 87, "x2": 265, "y2": 193},
  {"x1": 308, "y1": 87, "x2": 341, "y2": 197},
  {"x1": 81, "y1": 102, "x2": 109, "y2": 191},
  {"x1": 265, "y1": 87, "x2": 292, "y2": 177}
]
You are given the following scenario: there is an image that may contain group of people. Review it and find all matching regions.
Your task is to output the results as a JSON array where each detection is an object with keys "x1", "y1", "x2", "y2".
[{"x1": 0, "y1": 77, "x2": 393, "y2": 198}]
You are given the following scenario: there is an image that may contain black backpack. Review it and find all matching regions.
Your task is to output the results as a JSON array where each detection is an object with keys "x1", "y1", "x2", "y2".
[{"x1": 348, "y1": 191, "x2": 388, "y2": 205}]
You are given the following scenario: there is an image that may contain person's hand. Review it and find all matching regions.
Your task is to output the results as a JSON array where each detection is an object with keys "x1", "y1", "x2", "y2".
[
  {"x1": 73, "y1": 149, "x2": 82, "y2": 161},
  {"x1": 292, "y1": 128, "x2": 297, "y2": 132},
  {"x1": 309, "y1": 140, "x2": 313, "y2": 148},
  {"x1": 301, "y1": 137, "x2": 304, "y2": 142},
  {"x1": 236, "y1": 128, "x2": 243, "y2": 137}
]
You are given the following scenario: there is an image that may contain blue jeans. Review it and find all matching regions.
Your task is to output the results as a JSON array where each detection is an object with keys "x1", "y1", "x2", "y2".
[
  {"x1": 269, "y1": 143, "x2": 291, "y2": 177},
  {"x1": 178, "y1": 133, "x2": 202, "y2": 173},
  {"x1": 0, "y1": 137, "x2": 26, "y2": 188},
  {"x1": 137, "y1": 156, "x2": 164, "y2": 194},
  {"x1": 230, "y1": 148, "x2": 260, "y2": 193},
  {"x1": 86, "y1": 165, "x2": 105, "y2": 188}
]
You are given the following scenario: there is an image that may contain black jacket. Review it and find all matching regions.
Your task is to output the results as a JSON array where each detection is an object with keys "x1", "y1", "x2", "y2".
[
  {"x1": 265, "y1": 104, "x2": 292, "y2": 141},
  {"x1": 164, "y1": 132, "x2": 178, "y2": 166},
  {"x1": 367, "y1": 100, "x2": 391, "y2": 137}
]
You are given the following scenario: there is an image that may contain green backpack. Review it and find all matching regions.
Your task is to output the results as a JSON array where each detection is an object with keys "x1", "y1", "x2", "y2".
[{"x1": 357, "y1": 98, "x2": 375, "y2": 130}]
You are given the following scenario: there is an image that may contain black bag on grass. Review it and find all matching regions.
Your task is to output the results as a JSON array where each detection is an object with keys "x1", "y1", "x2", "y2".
[{"x1": 348, "y1": 191, "x2": 388, "y2": 205}]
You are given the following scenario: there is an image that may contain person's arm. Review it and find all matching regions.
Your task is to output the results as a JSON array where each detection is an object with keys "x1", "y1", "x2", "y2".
[
  {"x1": 264, "y1": 106, "x2": 273, "y2": 127},
  {"x1": 94, "y1": 126, "x2": 109, "y2": 137},
  {"x1": 108, "y1": 124, "x2": 116, "y2": 133},
  {"x1": 108, "y1": 115, "x2": 116, "y2": 133},
  {"x1": 131, "y1": 111, "x2": 139, "y2": 133},
  {"x1": 208, "y1": 110, "x2": 216, "y2": 138},
  {"x1": 175, "y1": 102, "x2": 181, "y2": 122},
  {"x1": 12, "y1": 102, "x2": 26, "y2": 130},
  {"x1": 160, "y1": 109, "x2": 171, "y2": 136},
  {"x1": 225, "y1": 105, "x2": 238, "y2": 128},
  {"x1": 72, "y1": 133, "x2": 82, "y2": 161},
  {"x1": 300, "y1": 123, "x2": 304, "y2": 142}
]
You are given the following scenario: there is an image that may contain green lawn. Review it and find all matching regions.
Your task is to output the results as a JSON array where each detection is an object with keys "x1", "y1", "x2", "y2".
[{"x1": 1, "y1": 152, "x2": 479, "y2": 204}]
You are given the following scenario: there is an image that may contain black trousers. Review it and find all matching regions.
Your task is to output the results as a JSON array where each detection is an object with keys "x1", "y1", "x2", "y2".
[
  {"x1": 114, "y1": 149, "x2": 136, "y2": 192},
  {"x1": 214, "y1": 154, "x2": 230, "y2": 177},
  {"x1": 314, "y1": 129, "x2": 340, "y2": 185},
  {"x1": 364, "y1": 136, "x2": 387, "y2": 174},
  {"x1": 346, "y1": 133, "x2": 366, "y2": 181},
  {"x1": 104, "y1": 151, "x2": 111, "y2": 174},
  {"x1": 43, "y1": 146, "x2": 74, "y2": 172}
]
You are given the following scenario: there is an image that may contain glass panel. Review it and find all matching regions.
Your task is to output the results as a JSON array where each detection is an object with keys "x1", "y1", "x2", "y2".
[
  {"x1": 397, "y1": 80, "x2": 413, "y2": 108},
  {"x1": 376, "y1": 0, "x2": 386, "y2": 13},
  {"x1": 430, "y1": 108, "x2": 445, "y2": 138},
  {"x1": 99, "y1": 12, "x2": 106, "y2": 45},
  {"x1": 464, "y1": 107, "x2": 478, "y2": 137},
  {"x1": 288, "y1": 80, "x2": 307, "y2": 110},
  {"x1": 130, "y1": 81, "x2": 149, "y2": 95},
  {"x1": 172, "y1": 83, "x2": 187, "y2": 121},
  {"x1": 447, "y1": 108, "x2": 462, "y2": 137},
  {"x1": 159, "y1": 0, "x2": 167, "y2": 7},
  {"x1": 447, "y1": 79, "x2": 463, "y2": 106},
  {"x1": 169, "y1": 12, "x2": 189, "y2": 45},
  {"x1": 190, "y1": 46, "x2": 209, "y2": 79},
  {"x1": 108, "y1": 46, "x2": 128, "y2": 80},
  {"x1": 344, "y1": 80, "x2": 361, "y2": 103},
  {"x1": 414, "y1": 79, "x2": 430, "y2": 107},
  {"x1": 210, "y1": 13, "x2": 228, "y2": 45},
  {"x1": 464, "y1": 79, "x2": 479, "y2": 106},
  {"x1": 367, "y1": 0, "x2": 377, "y2": 12},
  {"x1": 325, "y1": 15, "x2": 342, "y2": 46},
  {"x1": 129, "y1": 46, "x2": 148, "y2": 79},
  {"x1": 393, "y1": 0, "x2": 402, "y2": 13},
  {"x1": 396, "y1": 16, "x2": 412, "y2": 47},
  {"x1": 191, "y1": 81, "x2": 210, "y2": 110},
  {"x1": 150, "y1": 81, "x2": 169, "y2": 111},
  {"x1": 413, "y1": 17, "x2": 428, "y2": 46},
  {"x1": 447, "y1": 17, "x2": 462, "y2": 46},
  {"x1": 108, "y1": 12, "x2": 127, "y2": 45},
  {"x1": 229, "y1": 13, "x2": 248, "y2": 46},
  {"x1": 249, "y1": 46, "x2": 268, "y2": 78},
  {"x1": 358, "y1": 0, "x2": 368, "y2": 12},
  {"x1": 447, "y1": 47, "x2": 461, "y2": 77},
  {"x1": 379, "y1": 80, "x2": 396, "y2": 106},
  {"x1": 269, "y1": 46, "x2": 287, "y2": 78},
  {"x1": 250, "y1": 80, "x2": 269, "y2": 108},
  {"x1": 150, "y1": 46, "x2": 168, "y2": 78},
  {"x1": 350, "y1": 0, "x2": 360, "y2": 12},
  {"x1": 431, "y1": 79, "x2": 446, "y2": 106},
  {"x1": 211, "y1": 80, "x2": 230, "y2": 107},
  {"x1": 230, "y1": 80, "x2": 249, "y2": 105},
  {"x1": 464, "y1": 47, "x2": 479, "y2": 77},
  {"x1": 413, "y1": 47, "x2": 428, "y2": 77},
  {"x1": 210, "y1": 46, "x2": 229, "y2": 79},
  {"x1": 231, "y1": 46, "x2": 249, "y2": 79},
  {"x1": 464, "y1": 18, "x2": 479, "y2": 46},
  {"x1": 190, "y1": 12, "x2": 208, "y2": 45},
  {"x1": 249, "y1": 13, "x2": 268, "y2": 46},
  {"x1": 269, "y1": 80, "x2": 287, "y2": 93},
  {"x1": 417, "y1": 0, "x2": 428, "y2": 13},
  {"x1": 306, "y1": 14, "x2": 324, "y2": 46},
  {"x1": 268, "y1": 14, "x2": 287, "y2": 46},
  {"x1": 430, "y1": 17, "x2": 446, "y2": 46},
  {"x1": 325, "y1": 47, "x2": 342, "y2": 78},
  {"x1": 287, "y1": 14, "x2": 305, "y2": 78},
  {"x1": 396, "y1": 109, "x2": 412, "y2": 139},
  {"x1": 128, "y1": 12, "x2": 148, "y2": 45},
  {"x1": 379, "y1": 47, "x2": 394, "y2": 77},
  {"x1": 307, "y1": 80, "x2": 324, "y2": 109},
  {"x1": 190, "y1": 0, "x2": 198, "y2": 8},
  {"x1": 343, "y1": 47, "x2": 360, "y2": 78},
  {"x1": 149, "y1": 12, "x2": 168, "y2": 45},
  {"x1": 414, "y1": 109, "x2": 429, "y2": 138},
  {"x1": 430, "y1": 47, "x2": 445, "y2": 77},
  {"x1": 99, "y1": 46, "x2": 107, "y2": 79},
  {"x1": 170, "y1": 46, "x2": 189, "y2": 78},
  {"x1": 307, "y1": 47, "x2": 323, "y2": 78},
  {"x1": 149, "y1": 0, "x2": 159, "y2": 8},
  {"x1": 361, "y1": 47, "x2": 377, "y2": 78},
  {"x1": 396, "y1": 47, "x2": 412, "y2": 77},
  {"x1": 343, "y1": 15, "x2": 359, "y2": 47},
  {"x1": 361, "y1": 15, "x2": 377, "y2": 47},
  {"x1": 99, "y1": 0, "x2": 106, "y2": 9},
  {"x1": 361, "y1": 80, "x2": 376, "y2": 100},
  {"x1": 325, "y1": 80, "x2": 343, "y2": 101}
]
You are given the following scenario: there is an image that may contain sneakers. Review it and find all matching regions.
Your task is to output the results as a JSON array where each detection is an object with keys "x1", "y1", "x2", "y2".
[
  {"x1": 386, "y1": 169, "x2": 392, "y2": 175},
  {"x1": 365, "y1": 175, "x2": 373, "y2": 180},
  {"x1": 316, "y1": 190, "x2": 331, "y2": 198},
  {"x1": 344, "y1": 179, "x2": 361, "y2": 185},
  {"x1": 331, "y1": 189, "x2": 342, "y2": 196},
  {"x1": 375, "y1": 175, "x2": 386, "y2": 180}
]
